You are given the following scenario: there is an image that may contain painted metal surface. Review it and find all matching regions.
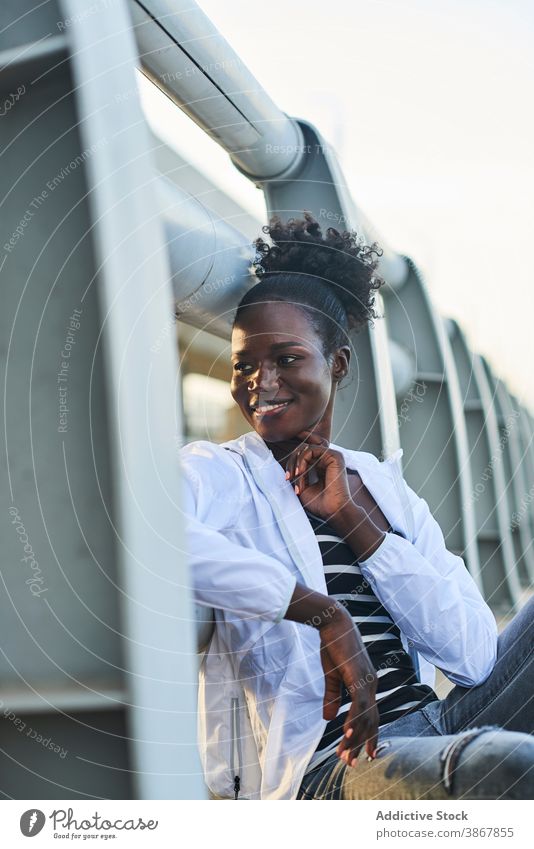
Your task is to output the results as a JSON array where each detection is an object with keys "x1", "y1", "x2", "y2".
[
  {"x1": 380, "y1": 272, "x2": 481, "y2": 584},
  {"x1": 0, "y1": 0, "x2": 204, "y2": 800}
]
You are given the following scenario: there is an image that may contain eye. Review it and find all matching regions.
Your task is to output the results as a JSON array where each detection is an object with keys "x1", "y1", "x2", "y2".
[{"x1": 232, "y1": 355, "x2": 299, "y2": 373}]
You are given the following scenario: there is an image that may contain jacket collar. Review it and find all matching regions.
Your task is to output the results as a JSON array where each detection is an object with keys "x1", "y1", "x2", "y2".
[
  {"x1": 222, "y1": 432, "x2": 409, "y2": 586},
  {"x1": 236, "y1": 432, "x2": 407, "y2": 534}
]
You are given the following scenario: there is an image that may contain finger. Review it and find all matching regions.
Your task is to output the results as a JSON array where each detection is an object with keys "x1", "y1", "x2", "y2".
[
  {"x1": 284, "y1": 450, "x2": 298, "y2": 482},
  {"x1": 294, "y1": 457, "x2": 309, "y2": 494},
  {"x1": 342, "y1": 711, "x2": 379, "y2": 765},
  {"x1": 346, "y1": 743, "x2": 365, "y2": 767},
  {"x1": 336, "y1": 714, "x2": 361, "y2": 758},
  {"x1": 296, "y1": 429, "x2": 329, "y2": 446},
  {"x1": 289, "y1": 453, "x2": 305, "y2": 493},
  {"x1": 298, "y1": 447, "x2": 331, "y2": 491},
  {"x1": 336, "y1": 726, "x2": 364, "y2": 764},
  {"x1": 336, "y1": 724, "x2": 359, "y2": 758},
  {"x1": 337, "y1": 703, "x2": 373, "y2": 760},
  {"x1": 295, "y1": 444, "x2": 327, "y2": 478},
  {"x1": 292, "y1": 445, "x2": 324, "y2": 489},
  {"x1": 347, "y1": 718, "x2": 371, "y2": 762},
  {"x1": 287, "y1": 445, "x2": 309, "y2": 483},
  {"x1": 293, "y1": 452, "x2": 314, "y2": 492},
  {"x1": 365, "y1": 728, "x2": 379, "y2": 761}
]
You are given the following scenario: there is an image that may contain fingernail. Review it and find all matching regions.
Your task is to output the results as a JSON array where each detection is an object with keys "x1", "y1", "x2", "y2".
[
  {"x1": 345, "y1": 728, "x2": 353, "y2": 739},
  {"x1": 295, "y1": 465, "x2": 299, "y2": 475},
  {"x1": 351, "y1": 758, "x2": 358, "y2": 767},
  {"x1": 294, "y1": 485, "x2": 300, "y2": 495},
  {"x1": 285, "y1": 470, "x2": 290, "y2": 480}
]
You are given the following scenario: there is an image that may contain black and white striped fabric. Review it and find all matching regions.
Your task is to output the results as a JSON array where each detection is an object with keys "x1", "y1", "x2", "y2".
[{"x1": 304, "y1": 506, "x2": 438, "y2": 774}]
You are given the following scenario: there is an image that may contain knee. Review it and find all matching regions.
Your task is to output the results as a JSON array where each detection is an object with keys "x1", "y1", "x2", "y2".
[
  {"x1": 492, "y1": 734, "x2": 534, "y2": 799},
  {"x1": 455, "y1": 729, "x2": 534, "y2": 799}
]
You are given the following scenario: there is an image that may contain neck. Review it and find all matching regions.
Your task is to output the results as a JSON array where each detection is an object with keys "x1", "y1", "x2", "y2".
[
  {"x1": 264, "y1": 429, "x2": 332, "y2": 469},
  {"x1": 264, "y1": 437, "x2": 302, "y2": 467}
]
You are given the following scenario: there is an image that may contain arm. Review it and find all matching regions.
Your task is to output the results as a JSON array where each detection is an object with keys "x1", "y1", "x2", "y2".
[
  {"x1": 333, "y1": 489, "x2": 498, "y2": 688},
  {"x1": 285, "y1": 583, "x2": 379, "y2": 765},
  {"x1": 331, "y1": 505, "x2": 386, "y2": 562},
  {"x1": 284, "y1": 434, "x2": 496, "y2": 686},
  {"x1": 180, "y1": 443, "x2": 296, "y2": 622},
  {"x1": 181, "y1": 442, "x2": 378, "y2": 765}
]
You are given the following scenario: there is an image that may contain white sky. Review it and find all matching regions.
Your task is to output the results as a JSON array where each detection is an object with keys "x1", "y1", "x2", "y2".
[{"x1": 140, "y1": 0, "x2": 534, "y2": 412}]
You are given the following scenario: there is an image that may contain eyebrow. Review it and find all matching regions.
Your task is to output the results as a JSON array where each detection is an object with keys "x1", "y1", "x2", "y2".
[{"x1": 231, "y1": 342, "x2": 306, "y2": 359}]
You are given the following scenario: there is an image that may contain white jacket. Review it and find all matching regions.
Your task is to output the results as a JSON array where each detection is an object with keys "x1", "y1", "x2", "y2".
[{"x1": 179, "y1": 430, "x2": 498, "y2": 800}]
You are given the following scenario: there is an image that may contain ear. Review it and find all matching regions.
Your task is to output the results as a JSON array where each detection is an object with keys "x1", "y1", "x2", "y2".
[{"x1": 332, "y1": 345, "x2": 351, "y2": 383}]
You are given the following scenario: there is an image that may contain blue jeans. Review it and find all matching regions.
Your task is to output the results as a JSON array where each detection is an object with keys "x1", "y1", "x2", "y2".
[{"x1": 297, "y1": 595, "x2": 534, "y2": 799}]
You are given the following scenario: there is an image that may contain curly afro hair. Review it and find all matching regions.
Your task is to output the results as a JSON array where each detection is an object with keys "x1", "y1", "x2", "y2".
[{"x1": 233, "y1": 212, "x2": 384, "y2": 362}]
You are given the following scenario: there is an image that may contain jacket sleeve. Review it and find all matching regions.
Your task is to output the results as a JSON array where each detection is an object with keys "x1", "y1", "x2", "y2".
[
  {"x1": 358, "y1": 466, "x2": 498, "y2": 687},
  {"x1": 179, "y1": 441, "x2": 297, "y2": 623}
]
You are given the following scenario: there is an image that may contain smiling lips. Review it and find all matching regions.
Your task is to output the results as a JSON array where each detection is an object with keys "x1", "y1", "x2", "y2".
[{"x1": 250, "y1": 399, "x2": 293, "y2": 417}]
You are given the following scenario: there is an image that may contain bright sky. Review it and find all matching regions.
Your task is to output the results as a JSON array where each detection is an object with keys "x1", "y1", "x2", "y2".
[{"x1": 139, "y1": 0, "x2": 534, "y2": 412}]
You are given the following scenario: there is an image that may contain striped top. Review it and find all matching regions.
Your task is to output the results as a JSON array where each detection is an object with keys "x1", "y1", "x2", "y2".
[{"x1": 304, "y1": 506, "x2": 438, "y2": 775}]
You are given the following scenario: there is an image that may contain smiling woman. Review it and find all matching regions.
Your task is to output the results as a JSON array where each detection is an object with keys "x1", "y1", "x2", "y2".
[{"x1": 179, "y1": 213, "x2": 534, "y2": 801}]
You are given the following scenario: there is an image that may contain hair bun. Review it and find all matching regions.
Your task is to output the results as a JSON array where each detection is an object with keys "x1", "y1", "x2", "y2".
[{"x1": 253, "y1": 212, "x2": 384, "y2": 331}]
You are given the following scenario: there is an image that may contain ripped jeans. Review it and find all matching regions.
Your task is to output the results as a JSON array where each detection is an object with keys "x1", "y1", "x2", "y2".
[{"x1": 297, "y1": 595, "x2": 534, "y2": 799}]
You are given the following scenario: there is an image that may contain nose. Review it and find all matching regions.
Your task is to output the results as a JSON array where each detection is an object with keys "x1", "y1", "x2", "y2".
[{"x1": 248, "y1": 362, "x2": 280, "y2": 393}]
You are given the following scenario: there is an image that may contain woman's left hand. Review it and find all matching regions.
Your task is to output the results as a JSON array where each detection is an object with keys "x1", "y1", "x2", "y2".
[{"x1": 285, "y1": 430, "x2": 353, "y2": 523}]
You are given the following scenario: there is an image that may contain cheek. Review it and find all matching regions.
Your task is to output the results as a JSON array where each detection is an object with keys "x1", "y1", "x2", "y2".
[
  {"x1": 316, "y1": 385, "x2": 333, "y2": 410},
  {"x1": 303, "y1": 366, "x2": 333, "y2": 405},
  {"x1": 230, "y1": 378, "x2": 246, "y2": 404}
]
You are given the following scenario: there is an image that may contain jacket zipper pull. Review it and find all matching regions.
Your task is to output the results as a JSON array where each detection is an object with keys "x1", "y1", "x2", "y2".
[{"x1": 233, "y1": 775, "x2": 240, "y2": 799}]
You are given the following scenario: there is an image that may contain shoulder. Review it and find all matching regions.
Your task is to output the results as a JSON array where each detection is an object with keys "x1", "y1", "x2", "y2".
[
  {"x1": 179, "y1": 439, "x2": 242, "y2": 475},
  {"x1": 179, "y1": 439, "x2": 247, "y2": 491},
  {"x1": 179, "y1": 440, "x2": 249, "y2": 522},
  {"x1": 179, "y1": 438, "x2": 233, "y2": 463}
]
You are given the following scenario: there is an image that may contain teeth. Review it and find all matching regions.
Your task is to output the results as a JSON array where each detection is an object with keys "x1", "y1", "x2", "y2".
[{"x1": 254, "y1": 401, "x2": 290, "y2": 413}]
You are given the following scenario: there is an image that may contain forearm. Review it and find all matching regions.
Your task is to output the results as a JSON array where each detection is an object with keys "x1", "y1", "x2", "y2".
[
  {"x1": 284, "y1": 509, "x2": 385, "y2": 627},
  {"x1": 285, "y1": 584, "x2": 374, "y2": 675},
  {"x1": 285, "y1": 582, "x2": 379, "y2": 762},
  {"x1": 284, "y1": 582, "x2": 348, "y2": 629},
  {"x1": 331, "y1": 504, "x2": 386, "y2": 561}
]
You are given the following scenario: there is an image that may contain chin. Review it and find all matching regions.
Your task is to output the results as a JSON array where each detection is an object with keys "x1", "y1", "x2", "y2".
[{"x1": 253, "y1": 423, "x2": 301, "y2": 443}]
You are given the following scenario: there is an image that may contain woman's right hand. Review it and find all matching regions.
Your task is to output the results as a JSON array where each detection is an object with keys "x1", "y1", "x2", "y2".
[
  {"x1": 319, "y1": 607, "x2": 379, "y2": 766},
  {"x1": 284, "y1": 582, "x2": 379, "y2": 767}
]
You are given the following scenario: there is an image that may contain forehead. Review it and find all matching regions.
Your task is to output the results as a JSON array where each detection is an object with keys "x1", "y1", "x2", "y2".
[{"x1": 231, "y1": 301, "x2": 320, "y2": 351}]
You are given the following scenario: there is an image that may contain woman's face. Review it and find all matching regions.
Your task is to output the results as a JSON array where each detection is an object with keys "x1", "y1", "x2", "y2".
[{"x1": 230, "y1": 302, "x2": 349, "y2": 443}]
